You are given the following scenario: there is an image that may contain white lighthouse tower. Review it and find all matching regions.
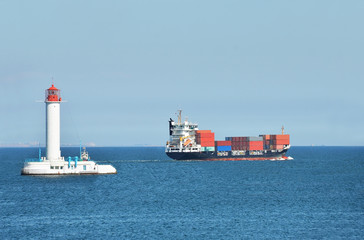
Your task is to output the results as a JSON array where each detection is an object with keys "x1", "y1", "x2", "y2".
[
  {"x1": 45, "y1": 84, "x2": 62, "y2": 161},
  {"x1": 21, "y1": 84, "x2": 117, "y2": 175}
]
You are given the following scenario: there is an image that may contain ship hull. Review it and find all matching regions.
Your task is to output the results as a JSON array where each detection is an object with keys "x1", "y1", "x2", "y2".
[{"x1": 166, "y1": 149, "x2": 288, "y2": 161}]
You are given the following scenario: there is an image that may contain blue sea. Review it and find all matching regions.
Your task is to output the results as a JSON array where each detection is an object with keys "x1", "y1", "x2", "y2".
[{"x1": 0, "y1": 147, "x2": 363, "y2": 239}]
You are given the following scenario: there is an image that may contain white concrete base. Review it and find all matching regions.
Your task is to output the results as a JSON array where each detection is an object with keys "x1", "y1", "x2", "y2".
[{"x1": 21, "y1": 160, "x2": 117, "y2": 175}]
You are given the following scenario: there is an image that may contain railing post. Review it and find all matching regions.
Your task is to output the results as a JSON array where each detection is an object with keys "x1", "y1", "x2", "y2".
[{"x1": 68, "y1": 157, "x2": 71, "y2": 168}]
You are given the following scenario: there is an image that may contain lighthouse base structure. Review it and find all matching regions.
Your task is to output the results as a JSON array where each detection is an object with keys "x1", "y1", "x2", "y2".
[{"x1": 21, "y1": 158, "x2": 117, "y2": 175}]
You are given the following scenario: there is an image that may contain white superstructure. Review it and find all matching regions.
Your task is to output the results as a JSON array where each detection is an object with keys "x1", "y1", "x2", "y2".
[
  {"x1": 165, "y1": 110, "x2": 201, "y2": 153},
  {"x1": 21, "y1": 84, "x2": 117, "y2": 175}
]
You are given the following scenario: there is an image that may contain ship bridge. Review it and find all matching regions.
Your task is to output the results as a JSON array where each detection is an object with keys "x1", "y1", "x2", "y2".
[{"x1": 166, "y1": 110, "x2": 201, "y2": 153}]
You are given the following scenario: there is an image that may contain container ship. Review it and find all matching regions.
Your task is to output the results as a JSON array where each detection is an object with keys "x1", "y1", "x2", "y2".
[{"x1": 165, "y1": 110, "x2": 292, "y2": 161}]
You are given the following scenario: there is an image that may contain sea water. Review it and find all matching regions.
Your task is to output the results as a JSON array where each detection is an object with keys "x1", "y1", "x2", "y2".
[{"x1": 0, "y1": 147, "x2": 363, "y2": 239}]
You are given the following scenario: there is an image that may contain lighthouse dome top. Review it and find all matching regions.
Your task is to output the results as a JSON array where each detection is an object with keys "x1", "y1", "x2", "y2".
[
  {"x1": 45, "y1": 84, "x2": 61, "y2": 102},
  {"x1": 48, "y1": 84, "x2": 58, "y2": 90}
]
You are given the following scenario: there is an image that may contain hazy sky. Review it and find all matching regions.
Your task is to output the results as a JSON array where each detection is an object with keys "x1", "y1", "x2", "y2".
[{"x1": 1, "y1": 0, "x2": 363, "y2": 146}]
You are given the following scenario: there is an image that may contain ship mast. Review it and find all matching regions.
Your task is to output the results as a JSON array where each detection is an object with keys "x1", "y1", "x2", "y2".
[
  {"x1": 177, "y1": 109, "x2": 182, "y2": 125},
  {"x1": 281, "y1": 125, "x2": 284, "y2": 135}
]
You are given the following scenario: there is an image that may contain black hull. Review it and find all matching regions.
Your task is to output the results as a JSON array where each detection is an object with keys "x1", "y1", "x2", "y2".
[{"x1": 166, "y1": 149, "x2": 288, "y2": 161}]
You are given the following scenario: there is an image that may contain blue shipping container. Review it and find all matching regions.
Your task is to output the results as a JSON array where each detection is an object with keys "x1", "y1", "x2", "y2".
[{"x1": 217, "y1": 146, "x2": 232, "y2": 152}]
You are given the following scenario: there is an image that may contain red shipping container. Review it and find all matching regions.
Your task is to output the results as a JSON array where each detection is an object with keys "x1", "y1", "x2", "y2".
[
  {"x1": 198, "y1": 139, "x2": 215, "y2": 143},
  {"x1": 247, "y1": 141, "x2": 263, "y2": 150},
  {"x1": 231, "y1": 137, "x2": 249, "y2": 142},
  {"x1": 196, "y1": 138, "x2": 215, "y2": 143},
  {"x1": 196, "y1": 133, "x2": 215, "y2": 138},
  {"x1": 196, "y1": 136, "x2": 215, "y2": 139},
  {"x1": 200, "y1": 141, "x2": 215, "y2": 147},
  {"x1": 273, "y1": 139, "x2": 289, "y2": 145},
  {"x1": 249, "y1": 141, "x2": 263, "y2": 145},
  {"x1": 264, "y1": 135, "x2": 271, "y2": 140},
  {"x1": 197, "y1": 137, "x2": 214, "y2": 141},
  {"x1": 248, "y1": 146, "x2": 263, "y2": 150},
  {"x1": 196, "y1": 130, "x2": 212, "y2": 134},
  {"x1": 272, "y1": 144, "x2": 285, "y2": 150},
  {"x1": 199, "y1": 138, "x2": 214, "y2": 142},
  {"x1": 215, "y1": 141, "x2": 232, "y2": 146},
  {"x1": 271, "y1": 134, "x2": 290, "y2": 140}
]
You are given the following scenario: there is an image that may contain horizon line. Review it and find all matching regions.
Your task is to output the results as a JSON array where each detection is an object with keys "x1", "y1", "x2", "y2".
[{"x1": 0, "y1": 145, "x2": 363, "y2": 148}]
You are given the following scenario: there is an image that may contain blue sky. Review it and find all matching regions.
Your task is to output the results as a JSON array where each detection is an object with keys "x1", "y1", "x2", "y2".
[{"x1": 0, "y1": 0, "x2": 363, "y2": 146}]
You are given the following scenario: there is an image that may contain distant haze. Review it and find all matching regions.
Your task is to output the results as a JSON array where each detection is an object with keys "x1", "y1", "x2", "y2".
[{"x1": 1, "y1": 0, "x2": 363, "y2": 147}]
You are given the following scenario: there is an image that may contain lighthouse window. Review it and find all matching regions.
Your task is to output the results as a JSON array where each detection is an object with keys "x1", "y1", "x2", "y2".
[
  {"x1": 50, "y1": 166, "x2": 54, "y2": 169},
  {"x1": 55, "y1": 166, "x2": 59, "y2": 169}
]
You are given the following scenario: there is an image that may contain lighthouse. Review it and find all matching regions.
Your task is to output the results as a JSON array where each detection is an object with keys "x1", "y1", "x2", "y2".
[
  {"x1": 45, "y1": 84, "x2": 62, "y2": 161},
  {"x1": 21, "y1": 84, "x2": 117, "y2": 175}
]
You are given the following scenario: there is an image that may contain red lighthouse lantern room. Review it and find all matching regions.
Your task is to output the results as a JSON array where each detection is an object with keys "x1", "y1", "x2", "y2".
[{"x1": 46, "y1": 84, "x2": 61, "y2": 102}]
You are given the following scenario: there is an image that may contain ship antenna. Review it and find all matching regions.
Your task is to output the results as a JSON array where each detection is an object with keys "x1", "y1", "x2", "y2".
[
  {"x1": 177, "y1": 109, "x2": 182, "y2": 124},
  {"x1": 281, "y1": 125, "x2": 284, "y2": 135},
  {"x1": 80, "y1": 140, "x2": 82, "y2": 159}
]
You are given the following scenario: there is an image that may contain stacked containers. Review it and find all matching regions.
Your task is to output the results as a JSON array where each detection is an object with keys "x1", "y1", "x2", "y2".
[
  {"x1": 247, "y1": 136, "x2": 263, "y2": 151},
  {"x1": 271, "y1": 134, "x2": 290, "y2": 150},
  {"x1": 228, "y1": 136, "x2": 263, "y2": 151},
  {"x1": 215, "y1": 140, "x2": 232, "y2": 152},
  {"x1": 226, "y1": 134, "x2": 289, "y2": 150},
  {"x1": 196, "y1": 130, "x2": 215, "y2": 151},
  {"x1": 231, "y1": 137, "x2": 245, "y2": 150},
  {"x1": 260, "y1": 135, "x2": 271, "y2": 150},
  {"x1": 229, "y1": 137, "x2": 245, "y2": 150}
]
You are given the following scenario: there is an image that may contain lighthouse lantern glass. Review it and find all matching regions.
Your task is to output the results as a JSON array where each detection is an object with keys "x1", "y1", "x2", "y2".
[{"x1": 45, "y1": 89, "x2": 61, "y2": 101}]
